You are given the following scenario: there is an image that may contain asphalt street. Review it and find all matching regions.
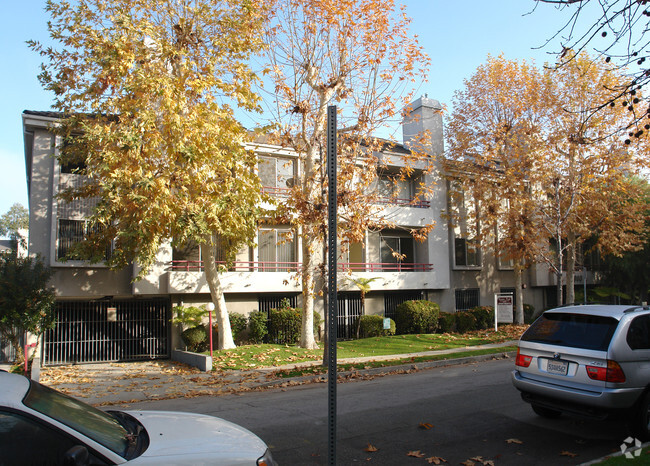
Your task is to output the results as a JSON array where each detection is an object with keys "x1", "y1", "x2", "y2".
[{"x1": 117, "y1": 357, "x2": 633, "y2": 465}]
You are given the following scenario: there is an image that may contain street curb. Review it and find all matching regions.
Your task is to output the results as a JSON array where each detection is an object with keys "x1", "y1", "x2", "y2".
[
  {"x1": 256, "y1": 350, "x2": 517, "y2": 388},
  {"x1": 577, "y1": 440, "x2": 650, "y2": 465}
]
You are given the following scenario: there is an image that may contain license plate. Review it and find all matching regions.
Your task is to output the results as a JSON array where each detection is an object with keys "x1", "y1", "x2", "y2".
[{"x1": 546, "y1": 359, "x2": 568, "y2": 375}]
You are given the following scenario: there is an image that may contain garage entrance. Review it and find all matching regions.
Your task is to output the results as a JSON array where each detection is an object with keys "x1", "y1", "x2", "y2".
[{"x1": 42, "y1": 298, "x2": 170, "y2": 365}]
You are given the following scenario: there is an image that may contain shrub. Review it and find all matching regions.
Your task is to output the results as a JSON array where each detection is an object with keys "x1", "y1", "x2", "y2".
[
  {"x1": 268, "y1": 303, "x2": 301, "y2": 344},
  {"x1": 229, "y1": 312, "x2": 248, "y2": 344},
  {"x1": 248, "y1": 310, "x2": 268, "y2": 344},
  {"x1": 437, "y1": 312, "x2": 456, "y2": 333},
  {"x1": 181, "y1": 325, "x2": 208, "y2": 352},
  {"x1": 455, "y1": 311, "x2": 477, "y2": 334},
  {"x1": 172, "y1": 305, "x2": 207, "y2": 329},
  {"x1": 394, "y1": 300, "x2": 440, "y2": 334},
  {"x1": 469, "y1": 306, "x2": 495, "y2": 330},
  {"x1": 313, "y1": 310, "x2": 323, "y2": 340},
  {"x1": 523, "y1": 304, "x2": 536, "y2": 324},
  {"x1": 356, "y1": 315, "x2": 396, "y2": 337}
]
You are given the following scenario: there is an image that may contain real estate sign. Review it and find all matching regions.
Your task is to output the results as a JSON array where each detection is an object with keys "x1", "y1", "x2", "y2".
[{"x1": 494, "y1": 293, "x2": 514, "y2": 329}]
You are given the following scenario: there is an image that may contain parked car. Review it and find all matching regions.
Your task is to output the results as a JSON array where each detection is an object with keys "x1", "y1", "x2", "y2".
[
  {"x1": 0, "y1": 370, "x2": 275, "y2": 465},
  {"x1": 512, "y1": 304, "x2": 650, "y2": 439}
]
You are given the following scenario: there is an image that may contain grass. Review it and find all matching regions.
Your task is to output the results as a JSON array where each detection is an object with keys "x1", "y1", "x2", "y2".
[
  {"x1": 593, "y1": 446, "x2": 650, "y2": 464},
  {"x1": 209, "y1": 324, "x2": 525, "y2": 372}
]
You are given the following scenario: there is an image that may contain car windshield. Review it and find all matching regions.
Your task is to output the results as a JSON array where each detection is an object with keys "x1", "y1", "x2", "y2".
[
  {"x1": 521, "y1": 312, "x2": 619, "y2": 351},
  {"x1": 23, "y1": 380, "x2": 130, "y2": 456}
]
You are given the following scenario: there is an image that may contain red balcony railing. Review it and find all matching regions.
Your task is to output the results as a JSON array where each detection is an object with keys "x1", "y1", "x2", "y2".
[
  {"x1": 377, "y1": 197, "x2": 431, "y2": 208},
  {"x1": 169, "y1": 260, "x2": 433, "y2": 273}
]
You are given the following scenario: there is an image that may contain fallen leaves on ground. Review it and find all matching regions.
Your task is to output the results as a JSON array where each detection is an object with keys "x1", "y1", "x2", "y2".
[
  {"x1": 560, "y1": 450, "x2": 578, "y2": 458},
  {"x1": 363, "y1": 443, "x2": 378, "y2": 452},
  {"x1": 426, "y1": 456, "x2": 447, "y2": 464},
  {"x1": 506, "y1": 438, "x2": 523, "y2": 444},
  {"x1": 407, "y1": 450, "x2": 426, "y2": 458},
  {"x1": 418, "y1": 422, "x2": 433, "y2": 430}
]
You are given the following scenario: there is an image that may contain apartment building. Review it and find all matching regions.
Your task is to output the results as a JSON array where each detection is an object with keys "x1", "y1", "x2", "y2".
[{"x1": 21, "y1": 97, "x2": 576, "y2": 365}]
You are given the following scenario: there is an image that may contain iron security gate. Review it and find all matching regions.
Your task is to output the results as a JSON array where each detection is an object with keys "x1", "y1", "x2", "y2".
[
  {"x1": 384, "y1": 290, "x2": 424, "y2": 319},
  {"x1": 43, "y1": 298, "x2": 170, "y2": 365},
  {"x1": 337, "y1": 292, "x2": 362, "y2": 340}
]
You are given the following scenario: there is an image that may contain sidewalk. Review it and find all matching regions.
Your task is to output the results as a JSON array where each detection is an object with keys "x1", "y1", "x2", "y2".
[{"x1": 31, "y1": 341, "x2": 517, "y2": 407}]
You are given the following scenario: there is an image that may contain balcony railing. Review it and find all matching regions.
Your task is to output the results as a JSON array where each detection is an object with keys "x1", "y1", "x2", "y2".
[
  {"x1": 377, "y1": 197, "x2": 430, "y2": 208},
  {"x1": 261, "y1": 186, "x2": 430, "y2": 209},
  {"x1": 169, "y1": 260, "x2": 433, "y2": 273}
]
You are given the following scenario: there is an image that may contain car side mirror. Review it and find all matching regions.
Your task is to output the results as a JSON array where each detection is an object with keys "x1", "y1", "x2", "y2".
[{"x1": 64, "y1": 445, "x2": 89, "y2": 466}]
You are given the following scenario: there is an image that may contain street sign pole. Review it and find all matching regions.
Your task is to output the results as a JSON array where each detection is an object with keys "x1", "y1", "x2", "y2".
[{"x1": 327, "y1": 105, "x2": 338, "y2": 466}]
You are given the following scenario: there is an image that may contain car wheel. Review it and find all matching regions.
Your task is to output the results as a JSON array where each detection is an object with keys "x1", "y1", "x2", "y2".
[
  {"x1": 630, "y1": 391, "x2": 650, "y2": 441},
  {"x1": 532, "y1": 404, "x2": 562, "y2": 419}
]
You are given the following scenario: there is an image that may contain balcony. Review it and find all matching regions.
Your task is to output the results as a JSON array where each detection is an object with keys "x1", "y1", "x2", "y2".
[
  {"x1": 169, "y1": 260, "x2": 433, "y2": 273},
  {"x1": 167, "y1": 260, "x2": 434, "y2": 294}
]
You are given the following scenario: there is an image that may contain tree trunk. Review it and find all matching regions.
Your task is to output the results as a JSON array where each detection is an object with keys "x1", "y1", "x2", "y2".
[
  {"x1": 201, "y1": 237, "x2": 235, "y2": 350},
  {"x1": 514, "y1": 260, "x2": 524, "y2": 324},
  {"x1": 300, "y1": 238, "x2": 318, "y2": 349},
  {"x1": 566, "y1": 232, "x2": 576, "y2": 305}
]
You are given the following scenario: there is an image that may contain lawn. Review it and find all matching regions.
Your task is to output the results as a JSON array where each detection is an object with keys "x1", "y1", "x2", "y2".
[{"x1": 210, "y1": 325, "x2": 526, "y2": 371}]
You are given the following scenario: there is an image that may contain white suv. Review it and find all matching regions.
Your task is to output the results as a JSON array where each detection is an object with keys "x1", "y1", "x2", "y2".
[{"x1": 512, "y1": 304, "x2": 650, "y2": 439}]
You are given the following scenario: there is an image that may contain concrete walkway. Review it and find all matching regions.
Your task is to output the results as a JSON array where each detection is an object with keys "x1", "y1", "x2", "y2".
[{"x1": 27, "y1": 341, "x2": 517, "y2": 407}]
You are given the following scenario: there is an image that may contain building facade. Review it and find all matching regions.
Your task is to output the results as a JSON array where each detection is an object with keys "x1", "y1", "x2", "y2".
[{"x1": 21, "y1": 98, "x2": 589, "y2": 364}]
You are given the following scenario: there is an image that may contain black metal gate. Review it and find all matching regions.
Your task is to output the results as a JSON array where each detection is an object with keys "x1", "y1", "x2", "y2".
[
  {"x1": 43, "y1": 298, "x2": 170, "y2": 365},
  {"x1": 337, "y1": 292, "x2": 362, "y2": 340}
]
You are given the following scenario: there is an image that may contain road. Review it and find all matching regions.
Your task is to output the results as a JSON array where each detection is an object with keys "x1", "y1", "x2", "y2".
[{"x1": 122, "y1": 358, "x2": 630, "y2": 465}]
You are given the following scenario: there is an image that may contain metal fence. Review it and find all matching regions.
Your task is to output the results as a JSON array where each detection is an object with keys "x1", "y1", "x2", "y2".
[
  {"x1": 384, "y1": 290, "x2": 424, "y2": 319},
  {"x1": 337, "y1": 293, "x2": 362, "y2": 340},
  {"x1": 43, "y1": 298, "x2": 170, "y2": 365}
]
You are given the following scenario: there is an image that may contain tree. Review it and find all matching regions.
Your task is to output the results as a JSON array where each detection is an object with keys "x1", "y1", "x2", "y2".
[
  {"x1": 539, "y1": 52, "x2": 648, "y2": 305},
  {"x1": 535, "y1": 0, "x2": 650, "y2": 139},
  {"x1": 260, "y1": 0, "x2": 431, "y2": 349},
  {"x1": 445, "y1": 55, "x2": 549, "y2": 324},
  {"x1": 0, "y1": 203, "x2": 29, "y2": 253},
  {"x1": 30, "y1": 0, "x2": 268, "y2": 349},
  {"x1": 0, "y1": 255, "x2": 55, "y2": 365}
]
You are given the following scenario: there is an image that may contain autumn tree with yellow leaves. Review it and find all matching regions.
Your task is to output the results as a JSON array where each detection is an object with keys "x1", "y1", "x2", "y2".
[
  {"x1": 259, "y1": 0, "x2": 431, "y2": 349},
  {"x1": 445, "y1": 55, "x2": 550, "y2": 323},
  {"x1": 30, "y1": 0, "x2": 268, "y2": 349},
  {"x1": 446, "y1": 52, "x2": 649, "y2": 312}
]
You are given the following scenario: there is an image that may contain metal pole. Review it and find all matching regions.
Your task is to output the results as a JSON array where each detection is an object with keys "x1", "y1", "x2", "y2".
[
  {"x1": 207, "y1": 302, "x2": 214, "y2": 358},
  {"x1": 327, "y1": 105, "x2": 338, "y2": 466}
]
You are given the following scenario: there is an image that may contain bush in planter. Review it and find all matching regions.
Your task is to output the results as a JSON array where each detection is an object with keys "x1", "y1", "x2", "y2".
[
  {"x1": 437, "y1": 312, "x2": 456, "y2": 333},
  {"x1": 356, "y1": 315, "x2": 396, "y2": 337},
  {"x1": 469, "y1": 306, "x2": 494, "y2": 330},
  {"x1": 394, "y1": 300, "x2": 440, "y2": 334},
  {"x1": 181, "y1": 325, "x2": 208, "y2": 352},
  {"x1": 248, "y1": 310, "x2": 268, "y2": 344}
]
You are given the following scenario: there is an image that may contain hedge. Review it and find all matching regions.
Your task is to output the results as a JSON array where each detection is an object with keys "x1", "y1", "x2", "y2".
[
  {"x1": 394, "y1": 300, "x2": 440, "y2": 334},
  {"x1": 356, "y1": 315, "x2": 396, "y2": 338}
]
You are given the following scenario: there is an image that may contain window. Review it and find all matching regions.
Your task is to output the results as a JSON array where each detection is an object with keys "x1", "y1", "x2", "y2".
[
  {"x1": 171, "y1": 238, "x2": 229, "y2": 270},
  {"x1": 0, "y1": 410, "x2": 82, "y2": 465},
  {"x1": 454, "y1": 237, "x2": 481, "y2": 267},
  {"x1": 379, "y1": 233, "x2": 414, "y2": 271},
  {"x1": 259, "y1": 156, "x2": 296, "y2": 196},
  {"x1": 628, "y1": 315, "x2": 650, "y2": 350},
  {"x1": 455, "y1": 288, "x2": 480, "y2": 311},
  {"x1": 57, "y1": 219, "x2": 111, "y2": 261},
  {"x1": 258, "y1": 228, "x2": 296, "y2": 271},
  {"x1": 522, "y1": 312, "x2": 618, "y2": 351},
  {"x1": 59, "y1": 135, "x2": 87, "y2": 174}
]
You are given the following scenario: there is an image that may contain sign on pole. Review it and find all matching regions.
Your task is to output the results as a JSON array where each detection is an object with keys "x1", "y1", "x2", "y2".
[{"x1": 494, "y1": 293, "x2": 514, "y2": 330}]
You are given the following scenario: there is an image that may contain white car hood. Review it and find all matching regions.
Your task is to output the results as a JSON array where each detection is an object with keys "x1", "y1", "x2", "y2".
[{"x1": 124, "y1": 410, "x2": 267, "y2": 464}]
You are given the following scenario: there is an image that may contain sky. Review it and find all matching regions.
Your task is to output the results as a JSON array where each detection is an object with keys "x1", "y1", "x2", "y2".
[{"x1": 0, "y1": 0, "x2": 579, "y2": 218}]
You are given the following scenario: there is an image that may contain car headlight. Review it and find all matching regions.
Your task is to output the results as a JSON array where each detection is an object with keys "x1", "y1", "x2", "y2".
[{"x1": 257, "y1": 448, "x2": 276, "y2": 466}]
